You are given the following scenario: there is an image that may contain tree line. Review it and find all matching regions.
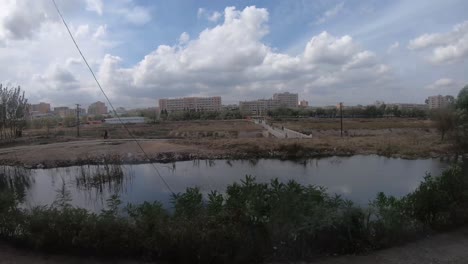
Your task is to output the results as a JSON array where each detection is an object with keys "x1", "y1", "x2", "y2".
[
  {"x1": 268, "y1": 104, "x2": 428, "y2": 119},
  {"x1": 432, "y1": 85, "x2": 468, "y2": 153},
  {"x1": 159, "y1": 108, "x2": 243, "y2": 121}
]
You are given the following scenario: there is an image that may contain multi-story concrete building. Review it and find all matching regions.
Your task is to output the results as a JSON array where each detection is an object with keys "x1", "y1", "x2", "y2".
[
  {"x1": 30, "y1": 102, "x2": 51, "y2": 114},
  {"x1": 273, "y1": 92, "x2": 298, "y2": 108},
  {"x1": 426, "y1": 95, "x2": 454, "y2": 109},
  {"x1": 88, "y1": 101, "x2": 108, "y2": 116},
  {"x1": 240, "y1": 92, "x2": 300, "y2": 115},
  {"x1": 53, "y1": 107, "x2": 73, "y2": 118},
  {"x1": 72, "y1": 107, "x2": 87, "y2": 117},
  {"x1": 159, "y1": 96, "x2": 221, "y2": 112},
  {"x1": 239, "y1": 99, "x2": 280, "y2": 116}
]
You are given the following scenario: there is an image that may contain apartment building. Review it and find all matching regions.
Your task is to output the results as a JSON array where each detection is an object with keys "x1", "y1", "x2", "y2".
[
  {"x1": 53, "y1": 106, "x2": 73, "y2": 118},
  {"x1": 72, "y1": 107, "x2": 87, "y2": 117},
  {"x1": 299, "y1": 100, "x2": 309, "y2": 108},
  {"x1": 159, "y1": 96, "x2": 221, "y2": 112},
  {"x1": 88, "y1": 101, "x2": 108, "y2": 116},
  {"x1": 273, "y1": 92, "x2": 298, "y2": 108},
  {"x1": 240, "y1": 92, "x2": 300, "y2": 115},
  {"x1": 239, "y1": 99, "x2": 280, "y2": 116},
  {"x1": 426, "y1": 95, "x2": 454, "y2": 109},
  {"x1": 30, "y1": 102, "x2": 51, "y2": 114}
]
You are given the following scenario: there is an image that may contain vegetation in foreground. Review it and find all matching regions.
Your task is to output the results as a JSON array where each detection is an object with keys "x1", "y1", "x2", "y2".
[{"x1": 1, "y1": 165, "x2": 468, "y2": 263}]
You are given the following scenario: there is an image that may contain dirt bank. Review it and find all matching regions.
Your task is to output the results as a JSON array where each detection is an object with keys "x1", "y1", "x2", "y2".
[{"x1": 0, "y1": 132, "x2": 452, "y2": 168}]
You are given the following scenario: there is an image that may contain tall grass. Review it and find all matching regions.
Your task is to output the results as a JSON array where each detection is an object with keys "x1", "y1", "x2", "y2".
[
  {"x1": 0, "y1": 166, "x2": 467, "y2": 263},
  {"x1": 75, "y1": 155, "x2": 128, "y2": 193}
]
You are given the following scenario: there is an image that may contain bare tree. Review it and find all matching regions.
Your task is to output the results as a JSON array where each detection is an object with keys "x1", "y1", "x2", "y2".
[{"x1": 0, "y1": 84, "x2": 29, "y2": 140}]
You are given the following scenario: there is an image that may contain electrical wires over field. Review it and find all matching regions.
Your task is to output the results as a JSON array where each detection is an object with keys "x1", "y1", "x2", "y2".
[{"x1": 51, "y1": 0, "x2": 175, "y2": 195}]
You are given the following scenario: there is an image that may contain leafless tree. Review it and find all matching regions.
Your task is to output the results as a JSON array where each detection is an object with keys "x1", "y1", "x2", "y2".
[{"x1": 0, "y1": 84, "x2": 29, "y2": 140}]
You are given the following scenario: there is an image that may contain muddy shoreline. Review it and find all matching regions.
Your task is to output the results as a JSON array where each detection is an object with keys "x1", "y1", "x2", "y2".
[{"x1": 0, "y1": 149, "x2": 450, "y2": 169}]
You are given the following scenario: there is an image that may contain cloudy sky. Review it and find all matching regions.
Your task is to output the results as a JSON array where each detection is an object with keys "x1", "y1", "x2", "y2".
[{"x1": 0, "y1": 0, "x2": 467, "y2": 108}]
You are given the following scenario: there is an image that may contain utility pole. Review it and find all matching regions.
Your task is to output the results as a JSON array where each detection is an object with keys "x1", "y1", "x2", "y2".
[
  {"x1": 76, "y1": 104, "x2": 80, "y2": 137},
  {"x1": 340, "y1": 102, "x2": 343, "y2": 137}
]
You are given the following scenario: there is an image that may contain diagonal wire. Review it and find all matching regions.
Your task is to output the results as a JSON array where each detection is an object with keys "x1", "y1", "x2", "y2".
[{"x1": 51, "y1": 0, "x2": 175, "y2": 196}]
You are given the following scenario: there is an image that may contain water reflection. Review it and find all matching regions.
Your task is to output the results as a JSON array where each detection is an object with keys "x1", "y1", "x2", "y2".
[
  {"x1": 2, "y1": 155, "x2": 451, "y2": 212},
  {"x1": 0, "y1": 166, "x2": 33, "y2": 202}
]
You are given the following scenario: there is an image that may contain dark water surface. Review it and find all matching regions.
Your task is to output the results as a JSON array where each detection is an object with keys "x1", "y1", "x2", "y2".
[{"x1": 19, "y1": 155, "x2": 449, "y2": 211}]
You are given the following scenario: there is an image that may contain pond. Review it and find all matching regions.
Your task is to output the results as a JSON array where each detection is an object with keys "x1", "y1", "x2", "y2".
[{"x1": 3, "y1": 155, "x2": 450, "y2": 211}]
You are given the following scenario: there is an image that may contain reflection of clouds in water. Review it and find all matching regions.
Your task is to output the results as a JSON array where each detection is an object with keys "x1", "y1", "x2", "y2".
[{"x1": 22, "y1": 156, "x2": 449, "y2": 210}]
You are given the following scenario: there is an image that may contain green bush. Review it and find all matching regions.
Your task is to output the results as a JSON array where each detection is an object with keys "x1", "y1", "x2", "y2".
[{"x1": 1, "y1": 165, "x2": 468, "y2": 263}]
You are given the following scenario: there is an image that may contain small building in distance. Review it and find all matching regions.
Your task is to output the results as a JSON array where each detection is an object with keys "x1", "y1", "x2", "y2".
[
  {"x1": 72, "y1": 107, "x2": 87, "y2": 117},
  {"x1": 273, "y1": 92, "x2": 299, "y2": 108},
  {"x1": 426, "y1": 95, "x2": 455, "y2": 109},
  {"x1": 239, "y1": 99, "x2": 280, "y2": 116},
  {"x1": 159, "y1": 96, "x2": 221, "y2": 112},
  {"x1": 53, "y1": 106, "x2": 72, "y2": 118},
  {"x1": 30, "y1": 102, "x2": 51, "y2": 114},
  {"x1": 299, "y1": 100, "x2": 309, "y2": 108},
  {"x1": 88, "y1": 101, "x2": 108, "y2": 116},
  {"x1": 240, "y1": 92, "x2": 299, "y2": 115}
]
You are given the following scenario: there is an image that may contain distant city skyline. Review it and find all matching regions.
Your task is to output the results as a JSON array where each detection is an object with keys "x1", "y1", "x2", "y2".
[
  {"x1": 0, "y1": 0, "x2": 466, "y2": 109},
  {"x1": 29, "y1": 92, "x2": 455, "y2": 112}
]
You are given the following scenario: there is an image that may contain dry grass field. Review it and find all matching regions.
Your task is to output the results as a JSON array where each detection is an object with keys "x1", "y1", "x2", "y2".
[
  {"x1": 0, "y1": 118, "x2": 452, "y2": 166},
  {"x1": 271, "y1": 118, "x2": 434, "y2": 133},
  {"x1": 21, "y1": 120, "x2": 263, "y2": 141}
]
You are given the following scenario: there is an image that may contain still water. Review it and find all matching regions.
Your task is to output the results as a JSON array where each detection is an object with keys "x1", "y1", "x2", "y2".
[{"x1": 19, "y1": 155, "x2": 449, "y2": 211}]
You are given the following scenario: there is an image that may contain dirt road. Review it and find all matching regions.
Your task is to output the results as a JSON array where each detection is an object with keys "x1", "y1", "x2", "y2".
[{"x1": 1, "y1": 228, "x2": 468, "y2": 263}]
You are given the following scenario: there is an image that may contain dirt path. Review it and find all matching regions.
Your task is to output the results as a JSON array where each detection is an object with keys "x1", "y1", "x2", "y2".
[
  {"x1": 0, "y1": 242, "x2": 138, "y2": 263},
  {"x1": 1, "y1": 229, "x2": 468, "y2": 263},
  {"x1": 310, "y1": 228, "x2": 468, "y2": 264}
]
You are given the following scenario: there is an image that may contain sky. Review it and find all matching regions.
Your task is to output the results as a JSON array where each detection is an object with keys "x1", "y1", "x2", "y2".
[{"x1": 0, "y1": 0, "x2": 467, "y2": 108}]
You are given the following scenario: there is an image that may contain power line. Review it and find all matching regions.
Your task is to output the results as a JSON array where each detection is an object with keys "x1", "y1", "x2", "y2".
[{"x1": 51, "y1": 0, "x2": 175, "y2": 195}]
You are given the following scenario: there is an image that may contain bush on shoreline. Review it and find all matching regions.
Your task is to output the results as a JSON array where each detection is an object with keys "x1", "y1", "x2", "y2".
[{"x1": 1, "y1": 166, "x2": 468, "y2": 263}]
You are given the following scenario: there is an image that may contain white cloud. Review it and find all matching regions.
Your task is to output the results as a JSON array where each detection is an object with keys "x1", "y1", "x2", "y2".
[
  {"x1": 0, "y1": 13, "x2": 112, "y2": 106},
  {"x1": 197, "y1": 8, "x2": 206, "y2": 18},
  {"x1": 179, "y1": 32, "x2": 190, "y2": 45},
  {"x1": 344, "y1": 51, "x2": 377, "y2": 69},
  {"x1": 0, "y1": 3, "x2": 392, "y2": 107},
  {"x1": 425, "y1": 78, "x2": 456, "y2": 90},
  {"x1": 86, "y1": 0, "x2": 103, "y2": 15},
  {"x1": 304, "y1": 32, "x2": 357, "y2": 64},
  {"x1": 208, "y1": 11, "x2": 222, "y2": 22},
  {"x1": 74, "y1": 24, "x2": 90, "y2": 39},
  {"x1": 315, "y1": 2, "x2": 344, "y2": 24},
  {"x1": 93, "y1": 24, "x2": 107, "y2": 39},
  {"x1": 197, "y1": 8, "x2": 223, "y2": 22},
  {"x1": 97, "y1": 6, "x2": 389, "y2": 105},
  {"x1": 122, "y1": 6, "x2": 152, "y2": 25},
  {"x1": 0, "y1": 0, "x2": 95, "y2": 42},
  {"x1": 408, "y1": 20, "x2": 468, "y2": 64},
  {"x1": 387, "y1": 41, "x2": 399, "y2": 53}
]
